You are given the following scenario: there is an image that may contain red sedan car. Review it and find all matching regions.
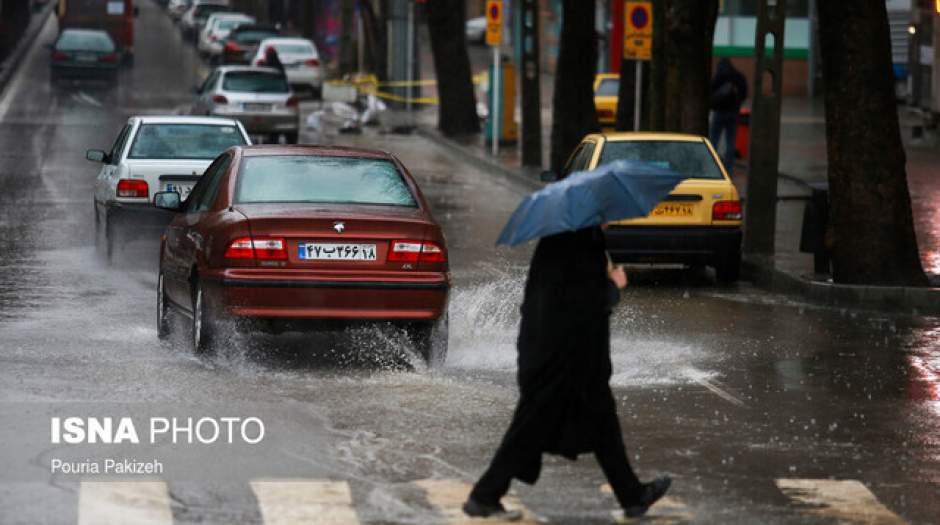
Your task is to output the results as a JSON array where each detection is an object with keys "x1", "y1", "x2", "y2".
[{"x1": 154, "y1": 145, "x2": 449, "y2": 365}]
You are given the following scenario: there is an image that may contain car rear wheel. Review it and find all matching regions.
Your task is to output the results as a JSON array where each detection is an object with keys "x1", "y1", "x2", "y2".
[
  {"x1": 413, "y1": 313, "x2": 448, "y2": 368},
  {"x1": 157, "y1": 273, "x2": 173, "y2": 339},
  {"x1": 714, "y1": 250, "x2": 742, "y2": 283},
  {"x1": 191, "y1": 281, "x2": 216, "y2": 353}
]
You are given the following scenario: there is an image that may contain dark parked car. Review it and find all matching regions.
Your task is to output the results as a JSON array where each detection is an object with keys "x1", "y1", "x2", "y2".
[
  {"x1": 50, "y1": 29, "x2": 120, "y2": 84},
  {"x1": 154, "y1": 145, "x2": 450, "y2": 365},
  {"x1": 220, "y1": 24, "x2": 279, "y2": 64}
]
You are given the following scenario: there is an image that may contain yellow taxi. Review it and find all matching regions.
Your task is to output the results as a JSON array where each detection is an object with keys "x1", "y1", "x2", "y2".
[
  {"x1": 563, "y1": 132, "x2": 743, "y2": 282},
  {"x1": 593, "y1": 73, "x2": 620, "y2": 128}
]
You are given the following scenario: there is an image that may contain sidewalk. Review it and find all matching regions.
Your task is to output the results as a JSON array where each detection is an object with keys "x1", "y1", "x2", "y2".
[{"x1": 412, "y1": 95, "x2": 940, "y2": 314}]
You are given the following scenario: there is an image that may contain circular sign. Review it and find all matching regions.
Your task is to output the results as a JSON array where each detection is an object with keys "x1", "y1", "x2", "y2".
[
  {"x1": 489, "y1": 4, "x2": 500, "y2": 20},
  {"x1": 630, "y1": 6, "x2": 649, "y2": 29}
]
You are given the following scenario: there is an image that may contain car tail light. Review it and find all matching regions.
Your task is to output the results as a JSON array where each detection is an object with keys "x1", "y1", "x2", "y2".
[
  {"x1": 224, "y1": 237, "x2": 287, "y2": 260},
  {"x1": 116, "y1": 179, "x2": 149, "y2": 198},
  {"x1": 304, "y1": 58, "x2": 320, "y2": 67},
  {"x1": 388, "y1": 240, "x2": 446, "y2": 263},
  {"x1": 712, "y1": 200, "x2": 743, "y2": 221},
  {"x1": 212, "y1": 95, "x2": 228, "y2": 104},
  {"x1": 52, "y1": 51, "x2": 69, "y2": 61},
  {"x1": 99, "y1": 53, "x2": 120, "y2": 63},
  {"x1": 597, "y1": 109, "x2": 614, "y2": 119},
  {"x1": 224, "y1": 41, "x2": 242, "y2": 53},
  {"x1": 286, "y1": 96, "x2": 298, "y2": 108}
]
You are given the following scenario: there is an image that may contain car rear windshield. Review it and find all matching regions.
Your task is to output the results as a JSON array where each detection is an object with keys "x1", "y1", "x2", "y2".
[
  {"x1": 235, "y1": 156, "x2": 417, "y2": 207},
  {"x1": 233, "y1": 30, "x2": 278, "y2": 44},
  {"x1": 56, "y1": 31, "x2": 115, "y2": 53},
  {"x1": 222, "y1": 71, "x2": 288, "y2": 93},
  {"x1": 271, "y1": 42, "x2": 316, "y2": 55},
  {"x1": 599, "y1": 140, "x2": 725, "y2": 179},
  {"x1": 596, "y1": 78, "x2": 619, "y2": 97},
  {"x1": 128, "y1": 124, "x2": 246, "y2": 160},
  {"x1": 217, "y1": 18, "x2": 249, "y2": 31}
]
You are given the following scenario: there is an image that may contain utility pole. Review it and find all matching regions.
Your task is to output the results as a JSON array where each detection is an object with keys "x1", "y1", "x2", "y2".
[
  {"x1": 743, "y1": 0, "x2": 787, "y2": 257},
  {"x1": 520, "y1": 0, "x2": 541, "y2": 167}
]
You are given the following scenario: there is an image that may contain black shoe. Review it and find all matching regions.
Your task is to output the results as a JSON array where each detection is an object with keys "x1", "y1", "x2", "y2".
[
  {"x1": 622, "y1": 476, "x2": 672, "y2": 518},
  {"x1": 462, "y1": 497, "x2": 523, "y2": 521}
]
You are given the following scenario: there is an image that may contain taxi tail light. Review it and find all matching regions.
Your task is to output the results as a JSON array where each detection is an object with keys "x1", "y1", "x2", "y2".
[
  {"x1": 116, "y1": 179, "x2": 148, "y2": 198},
  {"x1": 712, "y1": 200, "x2": 743, "y2": 221},
  {"x1": 212, "y1": 94, "x2": 228, "y2": 104},
  {"x1": 597, "y1": 108, "x2": 614, "y2": 119},
  {"x1": 99, "y1": 53, "x2": 120, "y2": 64},
  {"x1": 388, "y1": 240, "x2": 446, "y2": 263},
  {"x1": 224, "y1": 237, "x2": 287, "y2": 260}
]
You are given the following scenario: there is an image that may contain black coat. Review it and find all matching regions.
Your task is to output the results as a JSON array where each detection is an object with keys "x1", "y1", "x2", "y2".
[
  {"x1": 710, "y1": 58, "x2": 748, "y2": 113},
  {"x1": 501, "y1": 227, "x2": 621, "y2": 484}
]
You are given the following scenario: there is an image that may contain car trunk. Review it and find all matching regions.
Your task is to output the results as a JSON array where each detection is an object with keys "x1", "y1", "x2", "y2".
[
  {"x1": 234, "y1": 203, "x2": 437, "y2": 272},
  {"x1": 612, "y1": 179, "x2": 738, "y2": 227}
]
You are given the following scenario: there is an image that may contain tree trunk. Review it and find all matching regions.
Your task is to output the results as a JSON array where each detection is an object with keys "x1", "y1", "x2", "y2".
[
  {"x1": 817, "y1": 1, "x2": 927, "y2": 285},
  {"x1": 338, "y1": 0, "x2": 357, "y2": 75},
  {"x1": 426, "y1": 0, "x2": 480, "y2": 136},
  {"x1": 549, "y1": 0, "x2": 598, "y2": 174},
  {"x1": 648, "y1": 0, "x2": 718, "y2": 134}
]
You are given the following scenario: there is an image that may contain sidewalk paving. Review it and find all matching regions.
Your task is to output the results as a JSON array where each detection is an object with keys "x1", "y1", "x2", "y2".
[{"x1": 410, "y1": 95, "x2": 940, "y2": 314}]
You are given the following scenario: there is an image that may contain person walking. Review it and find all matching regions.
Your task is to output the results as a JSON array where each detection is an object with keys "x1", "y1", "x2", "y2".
[
  {"x1": 463, "y1": 226, "x2": 671, "y2": 521},
  {"x1": 709, "y1": 58, "x2": 748, "y2": 173}
]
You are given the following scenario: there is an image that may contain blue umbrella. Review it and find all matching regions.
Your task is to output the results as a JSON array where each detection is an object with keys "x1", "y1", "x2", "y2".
[{"x1": 496, "y1": 160, "x2": 687, "y2": 247}]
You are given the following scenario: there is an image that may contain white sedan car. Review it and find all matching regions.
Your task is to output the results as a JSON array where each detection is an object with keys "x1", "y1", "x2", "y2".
[
  {"x1": 89, "y1": 116, "x2": 250, "y2": 261},
  {"x1": 250, "y1": 37, "x2": 323, "y2": 98},
  {"x1": 197, "y1": 12, "x2": 254, "y2": 60}
]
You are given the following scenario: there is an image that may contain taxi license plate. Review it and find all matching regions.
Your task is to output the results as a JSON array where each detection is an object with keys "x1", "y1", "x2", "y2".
[
  {"x1": 299, "y1": 243, "x2": 376, "y2": 261},
  {"x1": 163, "y1": 183, "x2": 193, "y2": 199},
  {"x1": 652, "y1": 203, "x2": 695, "y2": 217}
]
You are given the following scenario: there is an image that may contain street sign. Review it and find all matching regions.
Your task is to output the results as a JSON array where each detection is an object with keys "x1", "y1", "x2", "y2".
[
  {"x1": 624, "y1": 1, "x2": 653, "y2": 61},
  {"x1": 486, "y1": 0, "x2": 503, "y2": 47}
]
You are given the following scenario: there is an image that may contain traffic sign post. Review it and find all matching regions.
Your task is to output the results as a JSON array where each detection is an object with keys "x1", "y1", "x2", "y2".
[
  {"x1": 624, "y1": 1, "x2": 652, "y2": 131},
  {"x1": 486, "y1": 0, "x2": 502, "y2": 155}
]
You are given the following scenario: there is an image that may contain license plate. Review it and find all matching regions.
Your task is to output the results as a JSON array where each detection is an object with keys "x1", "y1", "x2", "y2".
[
  {"x1": 163, "y1": 183, "x2": 194, "y2": 199},
  {"x1": 299, "y1": 243, "x2": 377, "y2": 261},
  {"x1": 651, "y1": 203, "x2": 695, "y2": 217},
  {"x1": 76, "y1": 53, "x2": 97, "y2": 62},
  {"x1": 243, "y1": 103, "x2": 272, "y2": 112}
]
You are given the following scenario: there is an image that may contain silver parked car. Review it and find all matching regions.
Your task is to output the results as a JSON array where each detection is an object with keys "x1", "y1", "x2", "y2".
[{"x1": 191, "y1": 66, "x2": 299, "y2": 144}]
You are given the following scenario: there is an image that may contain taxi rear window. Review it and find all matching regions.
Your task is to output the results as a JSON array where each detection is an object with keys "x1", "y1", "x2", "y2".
[{"x1": 599, "y1": 140, "x2": 724, "y2": 179}]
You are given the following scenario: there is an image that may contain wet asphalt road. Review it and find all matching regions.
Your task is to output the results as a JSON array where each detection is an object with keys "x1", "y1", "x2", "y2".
[{"x1": 1, "y1": 3, "x2": 940, "y2": 524}]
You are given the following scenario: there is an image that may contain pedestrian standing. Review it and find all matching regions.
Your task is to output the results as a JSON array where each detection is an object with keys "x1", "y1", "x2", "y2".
[
  {"x1": 709, "y1": 58, "x2": 748, "y2": 173},
  {"x1": 264, "y1": 46, "x2": 285, "y2": 74},
  {"x1": 463, "y1": 226, "x2": 671, "y2": 521}
]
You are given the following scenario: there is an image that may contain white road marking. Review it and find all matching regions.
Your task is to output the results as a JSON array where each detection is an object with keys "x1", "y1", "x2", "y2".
[
  {"x1": 77, "y1": 91, "x2": 103, "y2": 107},
  {"x1": 776, "y1": 479, "x2": 907, "y2": 524},
  {"x1": 414, "y1": 478, "x2": 537, "y2": 524},
  {"x1": 251, "y1": 479, "x2": 360, "y2": 524},
  {"x1": 601, "y1": 483, "x2": 692, "y2": 523},
  {"x1": 77, "y1": 481, "x2": 173, "y2": 525}
]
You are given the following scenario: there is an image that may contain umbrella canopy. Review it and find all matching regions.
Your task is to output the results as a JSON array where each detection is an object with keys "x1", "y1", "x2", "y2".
[{"x1": 496, "y1": 160, "x2": 687, "y2": 247}]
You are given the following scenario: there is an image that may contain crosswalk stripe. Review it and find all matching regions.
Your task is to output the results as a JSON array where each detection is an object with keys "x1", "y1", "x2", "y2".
[
  {"x1": 78, "y1": 481, "x2": 173, "y2": 525},
  {"x1": 250, "y1": 479, "x2": 360, "y2": 524},
  {"x1": 601, "y1": 483, "x2": 693, "y2": 522},
  {"x1": 414, "y1": 478, "x2": 537, "y2": 524},
  {"x1": 776, "y1": 479, "x2": 907, "y2": 525}
]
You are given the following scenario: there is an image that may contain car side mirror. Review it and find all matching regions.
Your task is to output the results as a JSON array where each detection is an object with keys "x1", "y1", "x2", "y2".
[
  {"x1": 539, "y1": 170, "x2": 559, "y2": 182},
  {"x1": 153, "y1": 191, "x2": 183, "y2": 212},
  {"x1": 85, "y1": 149, "x2": 107, "y2": 163}
]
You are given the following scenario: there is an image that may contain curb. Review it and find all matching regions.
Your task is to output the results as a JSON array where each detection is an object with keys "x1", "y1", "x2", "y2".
[
  {"x1": 415, "y1": 125, "x2": 543, "y2": 191},
  {"x1": 0, "y1": 3, "x2": 55, "y2": 99},
  {"x1": 743, "y1": 256, "x2": 940, "y2": 316}
]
